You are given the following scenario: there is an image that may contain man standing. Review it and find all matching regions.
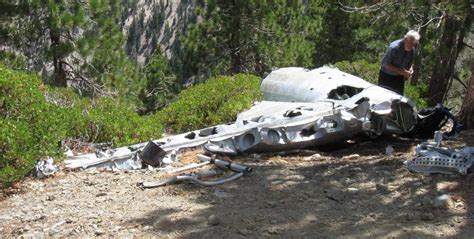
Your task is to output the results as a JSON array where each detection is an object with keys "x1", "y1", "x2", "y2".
[{"x1": 379, "y1": 30, "x2": 420, "y2": 95}]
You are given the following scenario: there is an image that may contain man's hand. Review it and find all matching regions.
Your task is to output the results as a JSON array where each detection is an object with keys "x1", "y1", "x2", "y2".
[
  {"x1": 383, "y1": 63, "x2": 414, "y2": 78},
  {"x1": 402, "y1": 69, "x2": 413, "y2": 78}
]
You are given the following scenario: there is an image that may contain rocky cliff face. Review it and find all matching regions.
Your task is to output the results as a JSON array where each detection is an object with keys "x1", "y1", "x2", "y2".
[{"x1": 120, "y1": 0, "x2": 197, "y2": 65}]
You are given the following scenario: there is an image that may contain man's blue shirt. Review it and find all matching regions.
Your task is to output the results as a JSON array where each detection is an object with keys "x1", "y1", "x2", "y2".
[{"x1": 380, "y1": 39, "x2": 415, "y2": 76}]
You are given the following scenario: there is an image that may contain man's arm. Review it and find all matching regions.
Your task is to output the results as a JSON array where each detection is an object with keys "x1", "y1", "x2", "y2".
[
  {"x1": 381, "y1": 45, "x2": 412, "y2": 77},
  {"x1": 382, "y1": 63, "x2": 412, "y2": 77}
]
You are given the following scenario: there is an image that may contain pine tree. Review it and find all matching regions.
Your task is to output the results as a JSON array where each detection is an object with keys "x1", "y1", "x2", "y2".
[
  {"x1": 139, "y1": 50, "x2": 179, "y2": 113},
  {"x1": 7, "y1": 0, "x2": 139, "y2": 103},
  {"x1": 182, "y1": 0, "x2": 325, "y2": 80}
]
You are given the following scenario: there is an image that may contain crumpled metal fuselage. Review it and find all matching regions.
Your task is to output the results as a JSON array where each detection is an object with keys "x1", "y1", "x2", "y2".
[
  {"x1": 201, "y1": 66, "x2": 417, "y2": 154},
  {"x1": 65, "y1": 66, "x2": 419, "y2": 169}
]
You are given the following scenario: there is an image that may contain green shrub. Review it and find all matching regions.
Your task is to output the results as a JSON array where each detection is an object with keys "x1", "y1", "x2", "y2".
[
  {"x1": 0, "y1": 50, "x2": 27, "y2": 70},
  {"x1": 332, "y1": 60, "x2": 380, "y2": 84},
  {"x1": 77, "y1": 97, "x2": 162, "y2": 147},
  {"x1": 0, "y1": 65, "x2": 68, "y2": 186},
  {"x1": 155, "y1": 74, "x2": 262, "y2": 133},
  {"x1": 0, "y1": 65, "x2": 162, "y2": 187},
  {"x1": 405, "y1": 82, "x2": 428, "y2": 109},
  {"x1": 45, "y1": 87, "x2": 163, "y2": 147}
]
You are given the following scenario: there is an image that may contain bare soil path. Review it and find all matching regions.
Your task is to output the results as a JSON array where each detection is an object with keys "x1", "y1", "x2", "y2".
[{"x1": 1, "y1": 131, "x2": 473, "y2": 238}]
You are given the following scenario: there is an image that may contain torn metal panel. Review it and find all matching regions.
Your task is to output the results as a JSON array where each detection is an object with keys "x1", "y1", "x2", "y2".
[
  {"x1": 34, "y1": 157, "x2": 59, "y2": 178},
  {"x1": 261, "y1": 66, "x2": 417, "y2": 134},
  {"x1": 404, "y1": 131, "x2": 474, "y2": 175},
  {"x1": 260, "y1": 66, "x2": 373, "y2": 102},
  {"x1": 64, "y1": 148, "x2": 142, "y2": 170}
]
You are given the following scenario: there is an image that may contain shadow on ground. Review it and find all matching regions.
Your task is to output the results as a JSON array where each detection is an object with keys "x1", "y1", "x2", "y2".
[{"x1": 125, "y1": 133, "x2": 474, "y2": 238}]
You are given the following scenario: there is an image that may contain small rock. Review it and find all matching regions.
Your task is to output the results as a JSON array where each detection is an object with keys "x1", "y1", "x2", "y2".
[
  {"x1": 413, "y1": 181, "x2": 423, "y2": 187},
  {"x1": 422, "y1": 177, "x2": 432, "y2": 185},
  {"x1": 304, "y1": 153, "x2": 322, "y2": 161},
  {"x1": 421, "y1": 212, "x2": 434, "y2": 221},
  {"x1": 94, "y1": 229, "x2": 105, "y2": 235},
  {"x1": 433, "y1": 194, "x2": 454, "y2": 209},
  {"x1": 266, "y1": 201, "x2": 277, "y2": 208},
  {"x1": 46, "y1": 195, "x2": 55, "y2": 201},
  {"x1": 347, "y1": 187, "x2": 359, "y2": 193},
  {"x1": 266, "y1": 227, "x2": 279, "y2": 235},
  {"x1": 65, "y1": 218, "x2": 73, "y2": 224},
  {"x1": 96, "y1": 192, "x2": 107, "y2": 197},
  {"x1": 342, "y1": 154, "x2": 360, "y2": 160},
  {"x1": 238, "y1": 229, "x2": 250, "y2": 236},
  {"x1": 349, "y1": 167, "x2": 362, "y2": 172},
  {"x1": 208, "y1": 215, "x2": 220, "y2": 226},
  {"x1": 405, "y1": 213, "x2": 415, "y2": 221},
  {"x1": 325, "y1": 189, "x2": 344, "y2": 202},
  {"x1": 213, "y1": 189, "x2": 230, "y2": 198},
  {"x1": 385, "y1": 145, "x2": 394, "y2": 156},
  {"x1": 143, "y1": 225, "x2": 153, "y2": 230},
  {"x1": 251, "y1": 154, "x2": 262, "y2": 160},
  {"x1": 375, "y1": 183, "x2": 388, "y2": 192}
]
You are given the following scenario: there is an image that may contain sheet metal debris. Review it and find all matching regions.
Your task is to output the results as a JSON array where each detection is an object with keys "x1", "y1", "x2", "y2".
[
  {"x1": 404, "y1": 131, "x2": 474, "y2": 175},
  {"x1": 34, "y1": 157, "x2": 59, "y2": 178},
  {"x1": 138, "y1": 154, "x2": 252, "y2": 188},
  {"x1": 65, "y1": 66, "x2": 419, "y2": 171}
]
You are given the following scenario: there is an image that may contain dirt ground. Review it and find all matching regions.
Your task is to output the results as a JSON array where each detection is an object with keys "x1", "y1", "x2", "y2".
[{"x1": 1, "y1": 131, "x2": 473, "y2": 238}]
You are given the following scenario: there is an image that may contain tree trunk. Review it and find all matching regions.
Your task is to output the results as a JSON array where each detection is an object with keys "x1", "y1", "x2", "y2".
[
  {"x1": 458, "y1": 62, "x2": 474, "y2": 129},
  {"x1": 428, "y1": 3, "x2": 472, "y2": 106},
  {"x1": 428, "y1": 16, "x2": 462, "y2": 106},
  {"x1": 50, "y1": 29, "x2": 67, "y2": 87},
  {"x1": 410, "y1": 0, "x2": 431, "y2": 85}
]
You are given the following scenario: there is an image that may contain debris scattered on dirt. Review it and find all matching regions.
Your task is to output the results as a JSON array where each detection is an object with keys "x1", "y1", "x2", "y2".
[
  {"x1": 404, "y1": 131, "x2": 474, "y2": 175},
  {"x1": 33, "y1": 157, "x2": 59, "y2": 178}
]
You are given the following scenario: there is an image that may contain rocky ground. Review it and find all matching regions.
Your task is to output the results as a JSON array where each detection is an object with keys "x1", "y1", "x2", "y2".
[{"x1": 1, "y1": 131, "x2": 473, "y2": 238}]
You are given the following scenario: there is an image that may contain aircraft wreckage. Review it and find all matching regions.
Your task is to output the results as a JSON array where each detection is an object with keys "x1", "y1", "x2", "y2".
[{"x1": 65, "y1": 66, "x2": 425, "y2": 171}]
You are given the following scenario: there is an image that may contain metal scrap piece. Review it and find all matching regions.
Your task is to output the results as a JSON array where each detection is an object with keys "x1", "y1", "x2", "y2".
[
  {"x1": 404, "y1": 131, "x2": 474, "y2": 175},
  {"x1": 34, "y1": 157, "x2": 59, "y2": 178},
  {"x1": 138, "y1": 154, "x2": 252, "y2": 188}
]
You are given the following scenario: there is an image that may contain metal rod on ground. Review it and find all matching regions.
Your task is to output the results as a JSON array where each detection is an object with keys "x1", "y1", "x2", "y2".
[
  {"x1": 159, "y1": 161, "x2": 211, "y2": 173},
  {"x1": 138, "y1": 155, "x2": 252, "y2": 188}
]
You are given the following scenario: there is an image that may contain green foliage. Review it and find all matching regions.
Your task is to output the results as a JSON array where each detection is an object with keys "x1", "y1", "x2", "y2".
[
  {"x1": 405, "y1": 82, "x2": 428, "y2": 109},
  {"x1": 44, "y1": 88, "x2": 162, "y2": 148},
  {"x1": 139, "y1": 50, "x2": 179, "y2": 113},
  {"x1": 0, "y1": 65, "x2": 161, "y2": 187},
  {"x1": 0, "y1": 65, "x2": 68, "y2": 186},
  {"x1": 5, "y1": 0, "x2": 140, "y2": 104},
  {"x1": 155, "y1": 74, "x2": 262, "y2": 133},
  {"x1": 0, "y1": 51, "x2": 27, "y2": 70},
  {"x1": 182, "y1": 0, "x2": 324, "y2": 80},
  {"x1": 333, "y1": 60, "x2": 379, "y2": 84},
  {"x1": 75, "y1": 97, "x2": 162, "y2": 147}
]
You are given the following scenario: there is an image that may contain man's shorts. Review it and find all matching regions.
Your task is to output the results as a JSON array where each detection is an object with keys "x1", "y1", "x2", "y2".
[{"x1": 378, "y1": 70, "x2": 405, "y2": 95}]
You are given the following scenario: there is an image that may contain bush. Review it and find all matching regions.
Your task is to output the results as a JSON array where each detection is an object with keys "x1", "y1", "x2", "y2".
[
  {"x1": 0, "y1": 65, "x2": 162, "y2": 187},
  {"x1": 44, "y1": 87, "x2": 163, "y2": 147},
  {"x1": 76, "y1": 97, "x2": 162, "y2": 147},
  {"x1": 0, "y1": 50, "x2": 27, "y2": 70},
  {"x1": 0, "y1": 65, "x2": 69, "y2": 186},
  {"x1": 405, "y1": 82, "x2": 428, "y2": 109},
  {"x1": 332, "y1": 60, "x2": 380, "y2": 84},
  {"x1": 155, "y1": 74, "x2": 262, "y2": 133}
]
